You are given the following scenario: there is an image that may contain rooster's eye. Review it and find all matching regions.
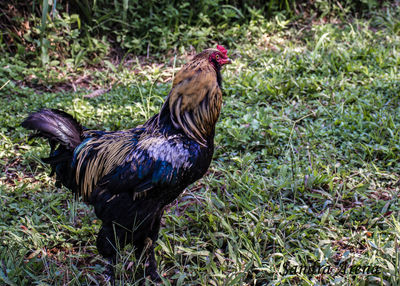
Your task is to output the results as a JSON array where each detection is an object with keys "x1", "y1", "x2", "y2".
[{"x1": 215, "y1": 54, "x2": 220, "y2": 60}]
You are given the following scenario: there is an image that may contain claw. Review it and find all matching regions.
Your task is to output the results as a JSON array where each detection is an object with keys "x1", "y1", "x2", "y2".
[
  {"x1": 147, "y1": 270, "x2": 162, "y2": 282},
  {"x1": 104, "y1": 258, "x2": 115, "y2": 285}
]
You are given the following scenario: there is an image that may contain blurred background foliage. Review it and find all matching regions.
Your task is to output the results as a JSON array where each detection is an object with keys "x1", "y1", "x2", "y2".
[
  {"x1": 0, "y1": 0, "x2": 397, "y2": 91},
  {"x1": 0, "y1": 0, "x2": 392, "y2": 66}
]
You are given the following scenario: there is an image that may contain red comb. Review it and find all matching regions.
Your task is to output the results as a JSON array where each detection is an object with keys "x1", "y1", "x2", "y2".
[{"x1": 217, "y1": 45, "x2": 228, "y2": 57}]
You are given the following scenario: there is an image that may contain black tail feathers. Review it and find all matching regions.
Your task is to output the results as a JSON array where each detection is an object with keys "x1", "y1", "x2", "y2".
[
  {"x1": 22, "y1": 109, "x2": 83, "y2": 150},
  {"x1": 22, "y1": 109, "x2": 82, "y2": 190}
]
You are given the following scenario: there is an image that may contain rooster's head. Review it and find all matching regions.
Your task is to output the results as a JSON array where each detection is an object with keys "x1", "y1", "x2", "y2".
[
  {"x1": 157, "y1": 45, "x2": 231, "y2": 146},
  {"x1": 208, "y1": 45, "x2": 232, "y2": 70}
]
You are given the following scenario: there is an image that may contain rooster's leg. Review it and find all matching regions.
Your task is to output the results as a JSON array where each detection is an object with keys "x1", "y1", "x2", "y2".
[
  {"x1": 132, "y1": 212, "x2": 162, "y2": 282},
  {"x1": 144, "y1": 211, "x2": 163, "y2": 282},
  {"x1": 104, "y1": 257, "x2": 116, "y2": 285},
  {"x1": 144, "y1": 242, "x2": 161, "y2": 282},
  {"x1": 97, "y1": 223, "x2": 124, "y2": 284}
]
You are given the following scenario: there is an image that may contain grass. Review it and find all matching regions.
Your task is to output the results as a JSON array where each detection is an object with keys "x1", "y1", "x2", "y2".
[{"x1": 1, "y1": 6, "x2": 400, "y2": 285}]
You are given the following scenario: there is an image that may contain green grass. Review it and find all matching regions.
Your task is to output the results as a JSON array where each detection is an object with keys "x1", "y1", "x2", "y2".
[{"x1": 1, "y1": 7, "x2": 400, "y2": 285}]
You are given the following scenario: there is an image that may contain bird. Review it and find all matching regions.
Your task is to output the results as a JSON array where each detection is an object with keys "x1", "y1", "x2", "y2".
[{"x1": 22, "y1": 45, "x2": 231, "y2": 283}]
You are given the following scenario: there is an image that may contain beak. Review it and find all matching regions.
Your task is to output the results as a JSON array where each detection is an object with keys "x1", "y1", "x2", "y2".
[{"x1": 222, "y1": 57, "x2": 232, "y2": 65}]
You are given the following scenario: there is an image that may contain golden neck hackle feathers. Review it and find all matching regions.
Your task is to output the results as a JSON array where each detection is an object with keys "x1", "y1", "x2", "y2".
[{"x1": 160, "y1": 49, "x2": 223, "y2": 147}]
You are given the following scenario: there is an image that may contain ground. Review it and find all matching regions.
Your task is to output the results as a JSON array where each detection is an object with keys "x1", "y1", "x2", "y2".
[{"x1": 1, "y1": 8, "x2": 400, "y2": 286}]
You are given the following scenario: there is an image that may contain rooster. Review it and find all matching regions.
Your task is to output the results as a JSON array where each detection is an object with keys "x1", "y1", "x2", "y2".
[{"x1": 22, "y1": 45, "x2": 231, "y2": 282}]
